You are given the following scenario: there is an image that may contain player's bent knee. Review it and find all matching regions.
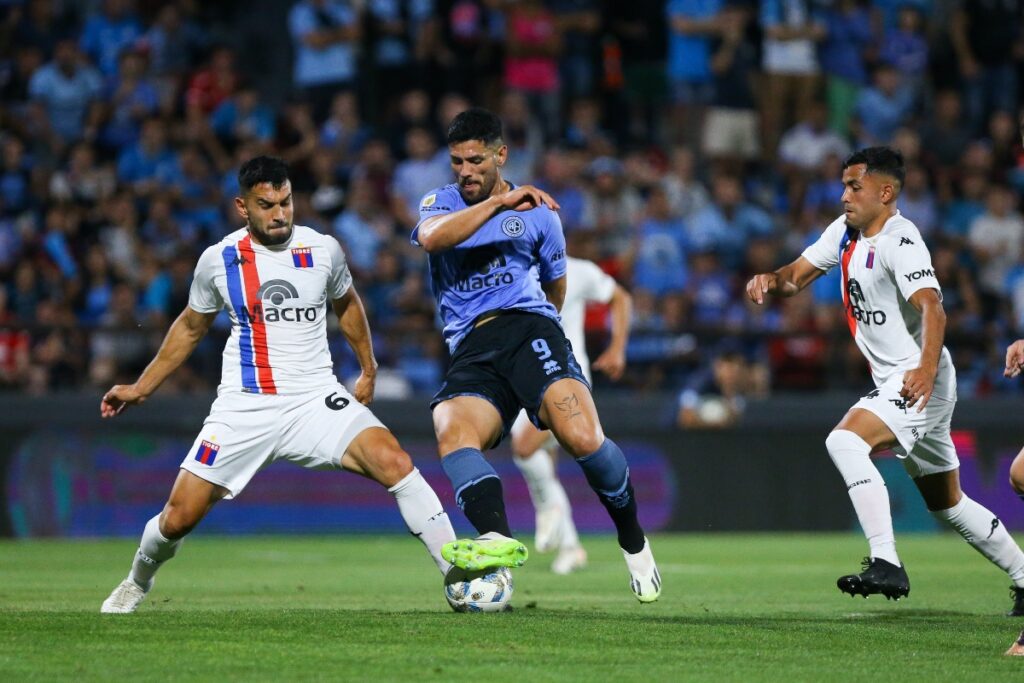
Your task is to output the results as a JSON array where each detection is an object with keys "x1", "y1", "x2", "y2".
[
  {"x1": 376, "y1": 447, "x2": 414, "y2": 487},
  {"x1": 159, "y1": 504, "x2": 203, "y2": 540},
  {"x1": 558, "y1": 425, "x2": 604, "y2": 458}
]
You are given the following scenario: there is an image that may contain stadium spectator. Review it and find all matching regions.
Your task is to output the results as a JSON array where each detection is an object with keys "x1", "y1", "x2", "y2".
[
  {"x1": 666, "y1": 0, "x2": 723, "y2": 147},
  {"x1": 968, "y1": 183, "x2": 1024, "y2": 307},
  {"x1": 288, "y1": 0, "x2": 361, "y2": 123},
  {"x1": 549, "y1": 0, "x2": 601, "y2": 101},
  {"x1": 850, "y1": 62, "x2": 914, "y2": 148},
  {"x1": 28, "y1": 37, "x2": 102, "y2": 145},
  {"x1": 78, "y1": 0, "x2": 143, "y2": 78},
  {"x1": 503, "y1": 0, "x2": 562, "y2": 143},
  {"x1": 818, "y1": 0, "x2": 873, "y2": 137}
]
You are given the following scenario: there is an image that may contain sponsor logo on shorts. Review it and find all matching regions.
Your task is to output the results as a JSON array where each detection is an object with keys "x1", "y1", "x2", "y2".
[
  {"x1": 194, "y1": 440, "x2": 220, "y2": 465},
  {"x1": 501, "y1": 216, "x2": 526, "y2": 238},
  {"x1": 543, "y1": 359, "x2": 562, "y2": 375},
  {"x1": 888, "y1": 398, "x2": 908, "y2": 413}
]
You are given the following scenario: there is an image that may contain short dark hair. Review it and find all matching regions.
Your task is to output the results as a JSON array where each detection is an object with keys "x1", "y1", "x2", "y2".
[
  {"x1": 843, "y1": 146, "x2": 905, "y2": 188},
  {"x1": 446, "y1": 107, "x2": 503, "y2": 147},
  {"x1": 238, "y1": 155, "x2": 290, "y2": 192}
]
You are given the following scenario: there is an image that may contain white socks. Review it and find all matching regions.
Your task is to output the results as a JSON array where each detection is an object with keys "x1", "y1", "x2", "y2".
[
  {"x1": 389, "y1": 468, "x2": 456, "y2": 574},
  {"x1": 826, "y1": 430, "x2": 901, "y2": 566},
  {"x1": 931, "y1": 495, "x2": 1024, "y2": 586},
  {"x1": 129, "y1": 514, "x2": 182, "y2": 591},
  {"x1": 514, "y1": 449, "x2": 581, "y2": 549}
]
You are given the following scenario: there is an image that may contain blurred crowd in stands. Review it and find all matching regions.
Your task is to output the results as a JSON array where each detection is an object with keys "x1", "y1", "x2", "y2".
[{"x1": 0, "y1": 0, "x2": 1023, "y2": 404}]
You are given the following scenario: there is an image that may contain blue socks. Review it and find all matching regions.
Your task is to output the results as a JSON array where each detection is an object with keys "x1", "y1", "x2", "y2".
[
  {"x1": 577, "y1": 439, "x2": 645, "y2": 553},
  {"x1": 441, "y1": 447, "x2": 511, "y2": 537}
]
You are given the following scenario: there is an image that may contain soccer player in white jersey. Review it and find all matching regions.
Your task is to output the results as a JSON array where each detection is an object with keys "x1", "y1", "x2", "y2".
[
  {"x1": 99, "y1": 156, "x2": 456, "y2": 613},
  {"x1": 746, "y1": 147, "x2": 1024, "y2": 610},
  {"x1": 510, "y1": 256, "x2": 632, "y2": 574}
]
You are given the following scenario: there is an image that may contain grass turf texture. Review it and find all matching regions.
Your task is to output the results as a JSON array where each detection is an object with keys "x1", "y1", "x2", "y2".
[{"x1": 2, "y1": 533, "x2": 1023, "y2": 681}]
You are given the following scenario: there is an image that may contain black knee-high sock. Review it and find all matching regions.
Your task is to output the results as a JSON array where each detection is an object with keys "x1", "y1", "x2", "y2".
[
  {"x1": 458, "y1": 477, "x2": 512, "y2": 538},
  {"x1": 441, "y1": 448, "x2": 512, "y2": 537}
]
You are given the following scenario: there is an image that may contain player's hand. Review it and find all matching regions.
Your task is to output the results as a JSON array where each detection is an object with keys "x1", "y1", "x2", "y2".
[
  {"x1": 1005, "y1": 339, "x2": 1024, "y2": 378},
  {"x1": 900, "y1": 367, "x2": 936, "y2": 412},
  {"x1": 592, "y1": 348, "x2": 626, "y2": 381},
  {"x1": 100, "y1": 384, "x2": 147, "y2": 418},
  {"x1": 497, "y1": 185, "x2": 561, "y2": 212},
  {"x1": 745, "y1": 273, "x2": 779, "y2": 305},
  {"x1": 352, "y1": 371, "x2": 375, "y2": 405}
]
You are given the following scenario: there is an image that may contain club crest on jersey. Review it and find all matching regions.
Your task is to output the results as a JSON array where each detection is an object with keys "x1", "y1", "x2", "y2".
[
  {"x1": 501, "y1": 215, "x2": 526, "y2": 238},
  {"x1": 292, "y1": 247, "x2": 314, "y2": 268},
  {"x1": 194, "y1": 440, "x2": 220, "y2": 465}
]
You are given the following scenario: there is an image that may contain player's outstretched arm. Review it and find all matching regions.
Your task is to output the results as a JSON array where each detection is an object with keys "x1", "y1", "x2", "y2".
[
  {"x1": 332, "y1": 287, "x2": 377, "y2": 405},
  {"x1": 1005, "y1": 339, "x2": 1024, "y2": 378},
  {"x1": 592, "y1": 284, "x2": 632, "y2": 381},
  {"x1": 416, "y1": 185, "x2": 560, "y2": 253},
  {"x1": 100, "y1": 307, "x2": 217, "y2": 418},
  {"x1": 745, "y1": 256, "x2": 824, "y2": 304},
  {"x1": 901, "y1": 288, "x2": 946, "y2": 412}
]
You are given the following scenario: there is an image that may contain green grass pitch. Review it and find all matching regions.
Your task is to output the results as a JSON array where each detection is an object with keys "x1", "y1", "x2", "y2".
[{"x1": 2, "y1": 533, "x2": 1023, "y2": 681}]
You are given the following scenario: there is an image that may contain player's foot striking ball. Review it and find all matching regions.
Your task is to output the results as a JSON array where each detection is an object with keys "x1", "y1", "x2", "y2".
[
  {"x1": 837, "y1": 557, "x2": 910, "y2": 600},
  {"x1": 442, "y1": 532, "x2": 529, "y2": 571}
]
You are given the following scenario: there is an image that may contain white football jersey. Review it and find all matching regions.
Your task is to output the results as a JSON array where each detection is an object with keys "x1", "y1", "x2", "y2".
[
  {"x1": 189, "y1": 225, "x2": 352, "y2": 395},
  {"x1": 802, "y1": 211, "x2": 949, "y2": 385},
  {"x1": 562, "y1": 257, "x2": 617, "y2": 380}
]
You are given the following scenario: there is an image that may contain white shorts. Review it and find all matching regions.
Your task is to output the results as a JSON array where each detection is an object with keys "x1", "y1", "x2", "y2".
[
  {"x1": 180, "y1": 384, "x2": 385, "y2": 498},
  {"x1": 851, "y1": 358, "x2": 959, "y2": 478}
]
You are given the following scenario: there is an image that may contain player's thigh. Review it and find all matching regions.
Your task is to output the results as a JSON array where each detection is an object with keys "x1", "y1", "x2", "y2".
[
  {"x1": 539, "y1": 377, "x2": 604, "y2": 458},
  {"x1": 278, "y1": 384, "x2": 389, "y2": 473},
  {"x1": 838, "y1": 376, "x2": 935, "y2": 453},
  {"x1": 161, "y1": 468, "x2": 230, "y2": 538},
  {"x1": 1010, "y1": 446, "x2": 1024, "y2": 493},
  {"x1": 510, "y1": 409, "x2": 555, "y2": 458},
  {"x1": 340, "y1": 426, "x2": 413, "y2": 488},
  {"x1": 432, "y1": 395, "x2": 505, "y2": 454},
  {"x1": 178, "y1": 393, "x2": 280, "y2": 503}
]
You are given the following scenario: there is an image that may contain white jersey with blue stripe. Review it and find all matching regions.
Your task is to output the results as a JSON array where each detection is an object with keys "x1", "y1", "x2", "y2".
[
  {"x1": 411, "y1": 182, "x2": 567, "y2": 353},
  {"x1": 188, "y1": 225, "x2": 352, "y2": 395}
]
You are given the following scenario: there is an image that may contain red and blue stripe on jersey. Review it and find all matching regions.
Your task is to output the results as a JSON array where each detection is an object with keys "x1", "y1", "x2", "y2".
[
  {"x1": 221, "y1": 234, "x2": 278, "y2": 394},
  {"x1": 839, "y1": 228, "x2": 859, "y2": 338}
]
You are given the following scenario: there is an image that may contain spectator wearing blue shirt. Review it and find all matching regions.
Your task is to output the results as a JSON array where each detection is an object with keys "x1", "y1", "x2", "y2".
[
  {"x1": 634, "y1": 185, "x2": 689, "y2": 296},
  {"x1": 941, "y1": 172, "x2": 989, "y2": 242},
  {"x1": 333, "y1": 176, "x2": 393, "y2": 275},
  {"x1": 758, "y1": 0, "x2": 826, "y2": 158},
  {"x1": 28, "y1": 38, "x2": 102, "y2": 144},
  {"x1": 879, "y1": 5, "x2": 928, "y2": 110},
  {"x1": 99, "y1": 50, "x2": 160, "y2": 150},
  {"x1": 78, "y1": 0, "x2": 144, "y2": 78},
  {"x1": 365, "y1": 0, "x2": 435, "y2": 117},
  {"x1": 818, "y1": 0, "x2": 873, "y2": 136},
  {"x1": 851, "y1": 63, "x2": 914, "y2": 147},
  {"x1": 116, "y1": 117, "x2": 179, "y2": 196},
  {"x1": 390, "y1": 127, "x2": 451, "y2": 230},
  {"x1": 666, "y1": 0, "x2": 723, "y2": 146},
  {"x1": 210, "y1": 85, "x2": 276, "y2": 146},
  {"x1": 288, "y1": 0, "x2": 361, "y2": 122},
  {"x1": 688, "y1": 174, "x2": 774, "y2": 267}
]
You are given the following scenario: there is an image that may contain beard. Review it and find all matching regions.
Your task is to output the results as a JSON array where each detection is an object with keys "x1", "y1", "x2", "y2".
[{"x1": 250, "y1": 221, "x2": 293, "y2": 246}]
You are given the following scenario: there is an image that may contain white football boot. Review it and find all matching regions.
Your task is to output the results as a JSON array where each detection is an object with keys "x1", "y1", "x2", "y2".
[
  {"x1": 551, "y1": 545, "x2": 588, "y2": 575},
  {"x1": 101, "y1": 578, "x2": 148, "y2": 614},
  {"x1": 623, "y1": 537, "x2": 661, "y2": 603}
]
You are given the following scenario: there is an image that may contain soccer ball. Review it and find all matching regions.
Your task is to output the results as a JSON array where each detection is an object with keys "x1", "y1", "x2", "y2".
[{"x1": 444, "y1": 566, "x2": 513, "y2": 613}]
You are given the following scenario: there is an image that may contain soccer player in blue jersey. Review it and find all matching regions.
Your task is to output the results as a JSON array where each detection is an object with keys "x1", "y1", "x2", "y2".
[{"x1": 411, "y1": 108, "x2": 661, "y2": 602}]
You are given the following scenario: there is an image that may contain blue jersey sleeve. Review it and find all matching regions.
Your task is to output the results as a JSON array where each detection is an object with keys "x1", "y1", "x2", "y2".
[
  {"x1": 411, "y1": 185, "x2": 459, "y2": 246},
  {"x1": 536, "y1": 209, "x2": 567, "y2": 283}
]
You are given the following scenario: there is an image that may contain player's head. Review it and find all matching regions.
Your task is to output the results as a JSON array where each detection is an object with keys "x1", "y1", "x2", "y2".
[
  {"x1": 840, "y1": 147, "x2": 905, "y2": 231},
  {"x1": 236, "y1": 155, "x2": 293, "y2": 246},
  {"x1": 446, "y1": 107, "x2": 508, "y2": 205}
]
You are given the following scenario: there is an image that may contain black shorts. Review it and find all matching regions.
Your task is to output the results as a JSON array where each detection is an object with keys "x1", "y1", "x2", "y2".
[{"x1": 430, "y1": 311, "x2": 590, "y2": 447}]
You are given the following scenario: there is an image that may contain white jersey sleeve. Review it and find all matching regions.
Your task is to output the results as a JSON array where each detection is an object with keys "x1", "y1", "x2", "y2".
[
  {"x1": 574, "y1": 258, "x2": 617, "y2": 304},
  {"x1": 188, "y1": 245, "x2": 225, "y2": 314},
  {"x1": 882, "y1": 232, "x2": 942, "y2": 303},
  {"x1": 325, "y1": 236, "x2": 353, "y2": 300},
  {"x1": 801, "y1": 216, "x2": 848, "y2": 273}
]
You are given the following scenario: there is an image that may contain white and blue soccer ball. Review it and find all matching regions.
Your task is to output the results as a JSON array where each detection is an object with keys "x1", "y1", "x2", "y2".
[{"x1": 444, "y1": 566, "x2": 513, "y2": 613}]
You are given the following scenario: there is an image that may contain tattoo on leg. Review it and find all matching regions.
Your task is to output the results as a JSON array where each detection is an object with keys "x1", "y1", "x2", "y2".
[{"x1": 555, "y1": 394, "x2": 581, "y2": 420}]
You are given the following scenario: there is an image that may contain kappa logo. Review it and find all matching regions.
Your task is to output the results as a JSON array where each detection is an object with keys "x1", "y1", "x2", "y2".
[
  {"x1": 865, "y1": 389, "x2": 880, "y2": 399},
  {"x1": 256, "y1": 279, "x2": 299, "y2": 305},
  {"x1": 230, "y1": 255, "x2": 250, "y2": 267},
  {"x1": 899, "y1": 237, "x2": 915, "y2": 246},
  {"x1": 888, "y1": 398, "x2": 908, "y2": 413},
  {"x1": 501, "y1": 215, "x2": 526, "y2": 238}
]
